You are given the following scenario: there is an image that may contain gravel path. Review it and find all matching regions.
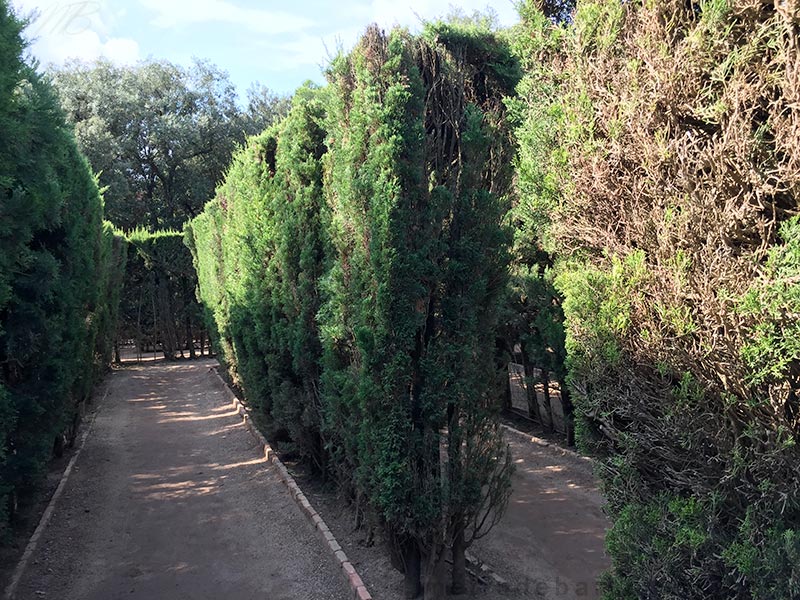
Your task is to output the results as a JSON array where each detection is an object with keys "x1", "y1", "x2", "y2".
[
  {"x1": 295, "y1": 426, "x2": 610, "y2": 600},
  {"x1": 13, "y1": 359, "x2": 350, "y2": 600},
  {"x1": 470, "y1": 428, "x2": 610, "y2": 600}
]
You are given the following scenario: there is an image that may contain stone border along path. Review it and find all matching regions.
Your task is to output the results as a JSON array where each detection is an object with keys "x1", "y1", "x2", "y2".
[
  {"x1": 210, "y1": 367, "x2": 374, "y2": 600},
  {"x1": 218, "y1": 375, "x2": 597, "y2": 600},
  {"x1": 2, "y1": 384, "x2": 111, "y2": 600},
  {"x1": 3, "y1": 365, "x2": 596, "y2": 600},
  {"x1": 500, "y1": 423, "x2": 593, "y2": 463}
]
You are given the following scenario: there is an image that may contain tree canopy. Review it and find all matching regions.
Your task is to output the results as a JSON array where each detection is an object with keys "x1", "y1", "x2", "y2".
[{"x1": 50, "y1": 59, "x2": 288, "y2": 231}]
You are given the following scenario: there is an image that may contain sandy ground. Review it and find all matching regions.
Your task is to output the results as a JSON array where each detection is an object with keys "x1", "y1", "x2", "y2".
[
  {"x1": 12, "y1": 359, "x2": 350, "y2": 600},
  {"x1": 296, "y1": 427, "x2": 610, "y2": 600},
  {"x1": 470, "y1": 429, "x2": 610, "y2": 600}
]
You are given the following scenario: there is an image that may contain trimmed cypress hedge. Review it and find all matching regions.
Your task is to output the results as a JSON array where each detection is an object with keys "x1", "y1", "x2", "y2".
[
  {"x1": 322, "y1": 24, "x2": 518, "y2": 596},
  {"x1": 188, "y1": 23, "x2": 519, "y2": 597},
  {"x1": 0, "y1": 1, "x2": 126, "y2": 536},
  {"x1": 186, "y1": 83, "x2": 329, "y2": 463}
]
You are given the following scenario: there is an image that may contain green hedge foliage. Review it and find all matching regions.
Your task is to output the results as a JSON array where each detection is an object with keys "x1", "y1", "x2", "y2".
[
  {"x1": 121, "y1": 229, "x2": 205, "y2": 361},
  {"x1": 188, "y1": 23, "x2": 519, "y2": 596},
  {"x1": 322, "y1": 24, "x2": 518, "y2": 596},
  {"x1": 513, "y1": 1, "x2": 800, "y2": 597},
  {"x1": 501, "y1": 1, "x2": 571, "y2": 431},
  {"x1": 187, "y1": 83, "x2": 329, "y2": 463},
  {"x1": 0, "y1": 1, "x2": 126, "y2": 536}
]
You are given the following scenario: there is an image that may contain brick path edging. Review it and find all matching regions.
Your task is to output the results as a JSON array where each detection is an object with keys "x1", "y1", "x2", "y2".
[
  {"x1": 3, "y1": 382, "x2": 111, "y2": 600},
  {"x1": 500, "y1": 423, "x2": 593, "y2": 463},
  {"x1": 209, "y1": 368, "x2": 374, "y2": 600}
]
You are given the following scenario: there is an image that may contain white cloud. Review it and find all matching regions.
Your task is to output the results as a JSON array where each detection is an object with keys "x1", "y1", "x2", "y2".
[
  {"x1": 101, "y1": 37, "x2": 141, "y2": 62},
  {"x1": 11, "y1": 0, "x2": 140, "y2": 65},
  {"x1": 8, "y1": 0, "x2": 521, "y2": 93},
  {"x1": 13, "y1": 1, "x2": 108, "y2": 38},
  {"x1": 138, "y1": 0, "x2": 313, "y2": 35},
  {"x1": 252, "y1": 26, "x2": 361, "y2": 74},
  {"x1": 240, "y1": 0, "x2": 520, "y2": 89},
  {"x1": 28, "y1": 31, "x2": 140, "y2": 66}
]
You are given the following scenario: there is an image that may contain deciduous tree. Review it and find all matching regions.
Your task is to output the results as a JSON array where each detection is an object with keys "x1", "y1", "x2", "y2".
[{"x1": 51, "y1": 59, "x2": 287, "y2": 231}]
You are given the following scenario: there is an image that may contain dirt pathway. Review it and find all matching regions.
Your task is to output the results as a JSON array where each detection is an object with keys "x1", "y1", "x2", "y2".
[
  {"x1": 470, "y1": 429, "x2": 610, "y2": 600},
  {"x1": 13, "y1": 359, "x2": 350, "y2": 600},
  {"x1": 295, "y1": 424, "x2": 611, "y2": 600}
]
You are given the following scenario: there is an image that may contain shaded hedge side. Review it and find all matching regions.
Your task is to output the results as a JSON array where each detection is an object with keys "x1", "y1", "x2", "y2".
[
  {"x1": 121, "y1": 229, "x2": 205, "y2": 361},
  {"x1": 184, "y1": 200, "x2": 228, "y2": 363},
  {"x1": 502, "y1": 2, "x2": 571, "y2": 434},
  {"x1": 0, "y1": 1, "x2": 125, "y2": 536}
]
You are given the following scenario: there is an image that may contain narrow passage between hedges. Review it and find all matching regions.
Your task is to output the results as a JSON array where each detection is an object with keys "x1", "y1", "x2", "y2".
[
  {"x1": 469, "y1": 430, "x2": 610, "y2": 600},
  {"x1": 14, "y1": 359, "x2": 350, "y2": 600}
]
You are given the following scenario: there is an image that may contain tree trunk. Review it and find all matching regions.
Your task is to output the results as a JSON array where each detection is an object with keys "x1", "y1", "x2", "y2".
[
  {"x1": 451, "y1": 527, "x2": 467, "y2": 595},
  {"x1": 522, "y1": 356, "x2": 544, "y2": 425},
  {"x1": 541, "y1": 369, "x2": 553, "y2": 433},
  {"x1": 187, "y1": 315, "x2": 196, "y2": 359},
  {"x1": 151, "y1": 279, "x2": 158, "y2": 361},
  {"x1": 422, "y1": 546, "x2": 448, "y2": 600},
  {"x1": 8, "y1": 490, "x2": 17, "y2": 521},
  {"x1": 562, "y1": 383, "x2": 575, "y2": 446},
  {"x1": 114, "y1": 339, "x2": 121, "y2": 364},
  {"x1": 503, "y1": 363, "x2": 513, "y2": 411},
  {"x1": 156, "y1": 274, "x2": 178, "y2": 360},
  {"x1": 497, "y1": 339, "x2": 513, "y2": 411},
  {"x1": 403, "y1": 541, "x2": 422, "y2": 599},
  {"x1": 136, "y1": 287, "x2": 144, "y2": 362}
]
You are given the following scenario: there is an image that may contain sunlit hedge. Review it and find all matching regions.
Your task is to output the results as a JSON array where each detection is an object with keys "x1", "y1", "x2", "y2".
[
  {"x1": 187, "y1": 83, "x2": 329, "y2": 463},
  {"x1": 188, "y1": 22, "x2": 519, "y2": 596}
]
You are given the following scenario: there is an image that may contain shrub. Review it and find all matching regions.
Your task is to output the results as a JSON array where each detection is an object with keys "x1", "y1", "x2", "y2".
[
  {"x1": 187, "y1": 84, "x2": 330, "y2": 465},
  {"x1": 189, "y1": 22, "x2": 519, "y2": 598},
  {"x1": 517, "y1": 0, "x2": 800, "y2": 596},
  {"x1": 321, "y1": 23, "x2": 517, "y2": 597}
]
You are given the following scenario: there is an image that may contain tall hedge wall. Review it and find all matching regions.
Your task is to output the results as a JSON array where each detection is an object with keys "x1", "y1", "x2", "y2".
[
  {"x1": 120, "y1": 229, "x2": 205, "y2": 361},
  {"x1": 187, "y1": 83, "x2": 329, "y2": 463},
  {"x1": 514, "y1": 1, "x2": 800, "y2": 597},
  {"x1": 0, "y1": 1, "x2": 125, "y2": 536},
  {"x1": 188, "y1": 23, "x2": 519, "y2": 598},
  {"x1": 322, "y1": 24, "x2": 518, "y2": 597}
]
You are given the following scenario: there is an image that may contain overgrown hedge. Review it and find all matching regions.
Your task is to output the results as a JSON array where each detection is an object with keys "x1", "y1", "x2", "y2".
[
  {"x1": 188, "y1": 23, "x2": 519, "y2": 598},
  {"x1": 514, "y1": 1, "x2": 800, "y2": 597},
  {"x1": 0, "y1": 1, "x2": 125, "y2": 536}
]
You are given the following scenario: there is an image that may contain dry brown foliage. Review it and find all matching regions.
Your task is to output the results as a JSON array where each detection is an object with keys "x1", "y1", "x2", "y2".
[{"x1": 549, "y1": 0, "x2": 800, "y2": 596}]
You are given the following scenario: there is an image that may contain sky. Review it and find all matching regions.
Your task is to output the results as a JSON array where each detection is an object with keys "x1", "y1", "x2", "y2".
[{"x1": 11, "y1": 0, "x2": 521, "y2": 97}]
